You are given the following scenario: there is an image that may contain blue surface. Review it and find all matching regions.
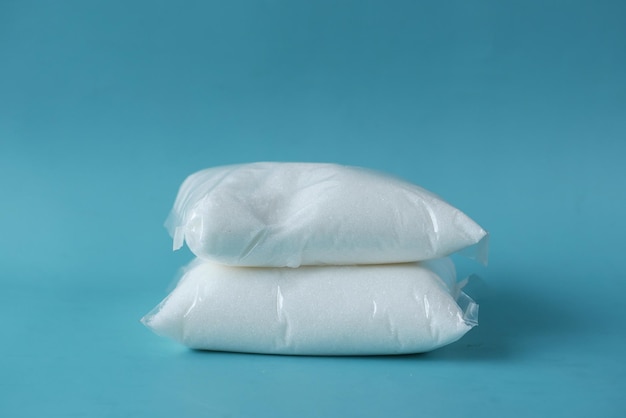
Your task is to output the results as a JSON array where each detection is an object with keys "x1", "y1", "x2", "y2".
[{"x1": 1, "y1": 1, "x2": 625, "y2": 417}]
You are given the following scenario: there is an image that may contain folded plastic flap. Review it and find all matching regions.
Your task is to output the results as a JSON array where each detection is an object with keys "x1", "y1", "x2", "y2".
[{"x1": 455, "y1": 276, "x2": 480, "y2": 327}]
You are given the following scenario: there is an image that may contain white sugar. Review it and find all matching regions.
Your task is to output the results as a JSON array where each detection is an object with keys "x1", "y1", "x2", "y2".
[
  {"x1": 142, "y1": 258, "x2": 477, "y2": 355},
  {"x1": 166, "y1": 163, "x2": 488, "y2": 267}
]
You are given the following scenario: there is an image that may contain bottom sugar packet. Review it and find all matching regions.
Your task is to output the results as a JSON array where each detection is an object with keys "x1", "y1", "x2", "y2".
[{"x1": 142, "y1": 258, "x2": 478, "y2": 355}]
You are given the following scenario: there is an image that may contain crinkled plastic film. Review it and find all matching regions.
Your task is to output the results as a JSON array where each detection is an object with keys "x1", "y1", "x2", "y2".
[{"x1": 454, "y1": 276, "x2": 480, "y2": 327}]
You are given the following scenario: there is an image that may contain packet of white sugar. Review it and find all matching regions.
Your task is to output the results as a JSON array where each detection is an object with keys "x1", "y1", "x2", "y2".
[
  {"x1": 141, "y1": 258, "x2": 478, "y2": 355},
  {"x1": 166, "y1": 162, "x2": 488, "y2": 267}
]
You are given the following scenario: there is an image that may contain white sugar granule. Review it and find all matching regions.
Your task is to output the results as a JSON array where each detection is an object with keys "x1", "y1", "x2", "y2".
[
  {"x1": 141, "y1": 258, "x2": 478, "y2": 355},
  {"x1": 166, "y1": 163, "x2": 488, "y2": 267}
]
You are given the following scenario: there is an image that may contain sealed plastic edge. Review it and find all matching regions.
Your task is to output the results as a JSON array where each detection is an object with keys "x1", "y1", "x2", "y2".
[
  {"x1": 140, "y1": 300, "x2": 162, "y2": 330},
  {"x1": 164, "y1": 210, "x2": 185, "y2": 251},
  {"x1": 458, "y1": 232, "x2": 489, "y2": 266},
  {"x1": 164, "y1": 166, "x2": 244, "y2": 252},
  {"x1": 140, "y1": 259, "x2": 201, "y2": 330},
  {"x1": 454, "y1": 275, "x2": 479, "y2": 327},
  {"x1": 456, "y1": 289, "x2": 479, "y2": 327},
  {"x1": 453, "y1": 276, "x2": 478, "y2": 327}
]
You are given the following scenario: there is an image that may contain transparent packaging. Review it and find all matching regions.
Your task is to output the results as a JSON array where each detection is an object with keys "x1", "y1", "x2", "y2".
[
  {"x1": 142, "y1": 257, "x2": 478, "y2": 355},
  {"x1": 165, "y1": 163, "x2": 489, "y2": 267}
]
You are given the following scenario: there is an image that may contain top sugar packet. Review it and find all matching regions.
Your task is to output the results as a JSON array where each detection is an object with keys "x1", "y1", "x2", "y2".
[{"x1": 166, "y1": 162, "x2": 488, "y2": 267}]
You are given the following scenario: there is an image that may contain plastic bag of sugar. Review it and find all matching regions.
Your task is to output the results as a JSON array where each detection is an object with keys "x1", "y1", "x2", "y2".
[
  {"x1": 141, "y1": 258, "x2": 478, "y2": 355},
  {"x1": 166, "y1": 163, "x2": 488, "y2": 267}
]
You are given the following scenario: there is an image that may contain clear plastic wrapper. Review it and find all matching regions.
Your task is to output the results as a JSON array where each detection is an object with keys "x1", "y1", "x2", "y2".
[
  {"x1": 166, "y1": 163, "x2": 489, "y2": 267},
  {"x1": 142, "y1": 257, "x2": 478, "y2": 355}
]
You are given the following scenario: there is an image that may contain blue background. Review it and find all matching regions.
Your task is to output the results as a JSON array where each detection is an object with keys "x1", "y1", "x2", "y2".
[{"x1": 1, "y1": 1, "x2": 625, "y2": 416}]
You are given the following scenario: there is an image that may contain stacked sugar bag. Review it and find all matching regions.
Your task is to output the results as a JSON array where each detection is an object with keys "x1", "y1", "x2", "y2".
[{"x1": 142, "y1": 163, "x2": 488, "y2": 355}]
